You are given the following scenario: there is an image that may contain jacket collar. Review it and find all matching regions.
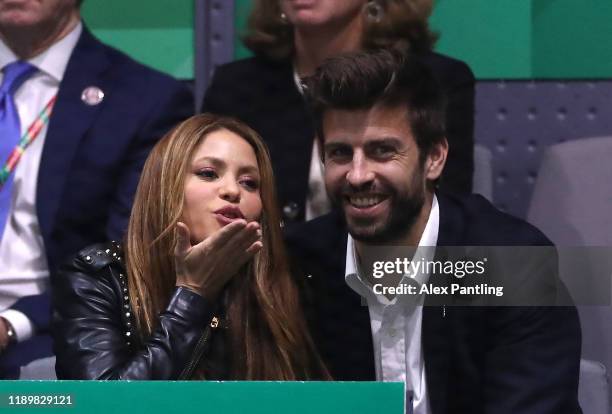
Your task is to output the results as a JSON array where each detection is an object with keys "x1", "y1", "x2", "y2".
[{"x1": 436, "y1": 192, "x2": 467, "y2": 246}]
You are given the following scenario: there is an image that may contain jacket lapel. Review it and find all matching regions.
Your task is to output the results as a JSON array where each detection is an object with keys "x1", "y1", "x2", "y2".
[
  {"x1": 292, "y1": 210, "x2": 376, "y2": 380},
  {"x1": 436, "y1": 193, "x2": 466, "y2": 247},
  {"x1": 37, "y1": 27, "x2": 110, "y2": 244},
  {"x1": 422, "y1": 193, "x2": 467, "y2": 414},
  {"x1": 324, "y1": 212, "x2": 376, "y2": 380}
]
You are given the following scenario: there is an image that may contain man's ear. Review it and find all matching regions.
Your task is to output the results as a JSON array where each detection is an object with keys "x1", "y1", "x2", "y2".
[{"x1": 425, "y1": 138, "x2": 448, "y2": 181}]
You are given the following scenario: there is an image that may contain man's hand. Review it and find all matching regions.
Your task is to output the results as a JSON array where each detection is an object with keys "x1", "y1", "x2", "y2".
[{"x1": 174, "y1": 220, "x2": 263, "y2": 301}]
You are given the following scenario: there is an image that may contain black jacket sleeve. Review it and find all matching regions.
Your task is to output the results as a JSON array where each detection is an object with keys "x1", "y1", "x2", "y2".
[{"x1": 52, "y1": 246, "x2": 214, "y2": 380}]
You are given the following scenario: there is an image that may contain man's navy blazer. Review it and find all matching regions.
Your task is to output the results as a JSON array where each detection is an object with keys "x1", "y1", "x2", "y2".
[
  {"x1": 1, "y1": 27, "x2": 193, "y2": 374},
  {"x1": 285, "y1": 193, "x2": 582, "y2": 414}
]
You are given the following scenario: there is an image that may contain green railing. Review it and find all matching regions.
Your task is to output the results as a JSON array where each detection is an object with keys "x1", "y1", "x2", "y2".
[{"x1": 0, "y1": 381, "x2": 403, "y2": 414}]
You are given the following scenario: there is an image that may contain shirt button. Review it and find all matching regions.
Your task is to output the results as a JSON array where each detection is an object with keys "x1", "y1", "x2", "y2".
[{"x1": 388, "y1": 328, "x2": 397, "y2": 337}]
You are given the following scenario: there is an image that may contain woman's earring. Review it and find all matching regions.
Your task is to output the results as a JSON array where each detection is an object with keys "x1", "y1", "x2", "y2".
[
  {"x1": 280, "y1": 12, "x2": 288, "y2": 23},
  {"x1": 365, "y1": 0, "x2": 384, "y2": 23}
]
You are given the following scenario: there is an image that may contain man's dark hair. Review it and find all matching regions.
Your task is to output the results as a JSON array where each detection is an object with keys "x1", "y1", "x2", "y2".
[{"x1": 305, "y1": 49, "x2": 447, "y2": 162}]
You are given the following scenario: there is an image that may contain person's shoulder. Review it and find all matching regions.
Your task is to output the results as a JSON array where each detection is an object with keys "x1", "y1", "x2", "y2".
[
  {"x1": 213, "y1": 55, "x2": 292, "y2": 80},
  {"x1": 79, "y1": 28, "x2": 186, "y2": 93},
  {"x1": 284, "y1": 211, "x2": 346, "y2": 255},
  {"x1": 418, "y1": 51, "x2": 475, "y2": 85},
  {"x1": 58, "y1": 241, "x2": 125, "y2": 276},
  {"x1": 439, "y1": 193, "x2": 553, "y2": 246},
  {"x1": 284, "y1": 212, "x2": 348, "y2": 276},
  {"x1": 203, "y1": 55, "x2": 294, "y2": 113},
  {"x1": 53, "y1": 242, "x2": 126, "y2": 308},
  {"x1": 205, "y1": 55, "x2": 292, "y2": 103},
  {"x1": 73, "y1": 29, "x2": 192, "y2": 123}
]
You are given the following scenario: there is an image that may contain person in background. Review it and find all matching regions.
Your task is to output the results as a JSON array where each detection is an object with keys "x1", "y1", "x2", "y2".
[
  {"x1": 203, "y1": 0, "x2": 474, "y2": 224},
  {"x1": 53, "y1": 114, "x2": 328, "y2": 380},
  {"x1": 0, "y1": 0, "x2": 192, "y2": 378},
  {"x1": 285, "y1": 49, "x2": 581, "y2": 413}
]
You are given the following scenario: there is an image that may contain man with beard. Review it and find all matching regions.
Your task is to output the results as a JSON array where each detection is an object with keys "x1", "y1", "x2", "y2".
[{"x1": 284, "y1": 50, "x2": 581, "y2": 414}]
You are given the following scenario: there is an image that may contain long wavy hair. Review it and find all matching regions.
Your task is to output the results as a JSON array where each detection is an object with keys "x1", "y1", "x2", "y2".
[
  {"x1": 243, "y1": 0, "x2": 437, "y2": 61},
  {"x1": 125, "y1": 113, "x2": 327, "y2": 380}
]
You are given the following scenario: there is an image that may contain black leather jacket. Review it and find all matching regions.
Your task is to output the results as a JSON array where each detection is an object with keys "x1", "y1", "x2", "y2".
[{"x1": 52, "y1": 242, "x2": 220, "y2": 379}]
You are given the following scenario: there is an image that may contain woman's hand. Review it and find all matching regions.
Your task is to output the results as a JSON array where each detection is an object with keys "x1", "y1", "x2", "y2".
[{"x1": 174, "y1": 220, "x2": 262, "y2": 300}]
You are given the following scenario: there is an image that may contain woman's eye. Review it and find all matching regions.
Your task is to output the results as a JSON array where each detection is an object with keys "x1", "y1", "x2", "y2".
[
  {"x1": 196, "y1": 169, "x2": 218, "y2": 180},
  {"x1": 240, "y1": 178, "x2": 259, "y2": 191}
]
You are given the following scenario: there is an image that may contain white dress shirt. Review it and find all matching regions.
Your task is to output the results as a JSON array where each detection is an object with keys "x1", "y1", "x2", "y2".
[
  {"x1": 345, "y1": 195, "x2": 440, "y2": 414},
  {"x1": 0, "y1": 23, "x2": 82, "y2": 341}
]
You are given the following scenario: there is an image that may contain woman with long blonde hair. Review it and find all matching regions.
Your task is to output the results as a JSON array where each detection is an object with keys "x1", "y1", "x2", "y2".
[{"x1": 52, "y1": 114, "x2": 327, "y2": 380}]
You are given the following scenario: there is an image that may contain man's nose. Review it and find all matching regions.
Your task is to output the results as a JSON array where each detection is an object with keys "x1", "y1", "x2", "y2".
[{"x1": 346, "y1": 154, "x2": 375, "y2": 188}]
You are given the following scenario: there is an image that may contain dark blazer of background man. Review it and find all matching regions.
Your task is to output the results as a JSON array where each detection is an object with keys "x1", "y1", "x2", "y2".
[
  {"x1": 0, "y1": 0, "x2": 192, "y2": 377},
  {"x1": 285, "y1": 49, "x2": 581, "y2": 413}
]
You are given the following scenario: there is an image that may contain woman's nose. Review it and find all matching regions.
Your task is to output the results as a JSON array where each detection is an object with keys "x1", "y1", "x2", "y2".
[{"x1": 219, "y1": 179, "x2": 240, "y2": 202}]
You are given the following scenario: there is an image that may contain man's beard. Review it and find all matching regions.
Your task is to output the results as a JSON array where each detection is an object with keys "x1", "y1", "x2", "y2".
[{"x1": 330, "y1": 173, "x2": 426, "y2": 245}]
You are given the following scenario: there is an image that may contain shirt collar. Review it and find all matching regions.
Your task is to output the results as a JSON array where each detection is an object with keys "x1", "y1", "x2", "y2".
[
  {"x1": 0, "y1": 21, "x2": 82, "y2": 82},
  {"x1": 292, "y1": 63, "x2": 306, "y2": 95},
  {"x1": 345, "y1": 194, "x2": 440, "y2": 303}
]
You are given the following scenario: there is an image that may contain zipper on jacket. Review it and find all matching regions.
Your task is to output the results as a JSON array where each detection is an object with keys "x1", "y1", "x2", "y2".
[{"x1": 178, "y1": 316, "x2": 219, "y2": 380}]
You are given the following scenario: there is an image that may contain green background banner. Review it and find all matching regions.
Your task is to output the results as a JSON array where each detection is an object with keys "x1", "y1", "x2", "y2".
[
  {"x1": 82, "y1": 0, "x2": 193, "y2": 79},
  {"x1": 0, "y1": 381, "x2": 403, "y2": 414}
]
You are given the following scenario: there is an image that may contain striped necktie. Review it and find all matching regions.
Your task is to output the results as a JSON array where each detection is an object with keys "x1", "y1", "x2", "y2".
[{"x1": 0, "y1": 61, "x2": 36, "y2": 238}]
